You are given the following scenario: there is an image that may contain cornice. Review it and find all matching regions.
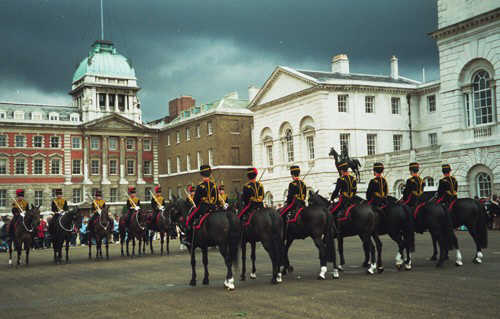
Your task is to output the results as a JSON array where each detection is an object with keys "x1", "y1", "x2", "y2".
[{"x1": 429, "y1": 8, "x2": 500, "y2": 40}]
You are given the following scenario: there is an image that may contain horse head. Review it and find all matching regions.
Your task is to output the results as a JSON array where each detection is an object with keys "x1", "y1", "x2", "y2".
[
  {"x1": 27, "y1": 204, "x2": 41, "y2": 231},
  {"x1": 169, "y1": 198, "x2": 190, "y2": 228},
  {"x1": 70, "y1": 207, "x2": 83, "y2": 229},
  {"x1": 328, "y1": 147, "x2": 339, "y2": 160},
  {"x1": 308, "y1": 190, "x2": 329, "y2": 208}
]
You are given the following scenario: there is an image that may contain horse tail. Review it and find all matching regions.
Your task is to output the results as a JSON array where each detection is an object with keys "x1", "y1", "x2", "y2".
[
  {"x1": 475, "y1": 201, "x2": 488, "y2": 249},
  {"x1": 271, "y1": 211, "x2": 284, "y2": 268},
  {"x1": 440, "y1": 207, "x2": 458, "y2": 251},
  {"x1": 226, "y1": 211, "x2": 241, "y2": 268},
  {"x1": 402, "y1": 205, "x2": 415, "y2": 253}
]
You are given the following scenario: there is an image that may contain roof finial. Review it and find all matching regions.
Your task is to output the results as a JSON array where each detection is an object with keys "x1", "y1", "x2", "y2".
[{"x1": 100, "y1": 0, "x2": 104, "y2": 40}]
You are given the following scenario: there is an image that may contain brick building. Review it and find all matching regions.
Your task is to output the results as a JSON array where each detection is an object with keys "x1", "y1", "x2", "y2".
[
  {"x1": 0, "y1": 40, "x2": 159, "y2": 216},
  {"x1": 154, "y1": 92, "x2": 253, "y2": 200}
]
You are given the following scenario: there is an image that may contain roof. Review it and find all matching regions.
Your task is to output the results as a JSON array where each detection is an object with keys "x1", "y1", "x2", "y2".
[
  {"x1": 296, "y1": 69, "x2": 420, "y2": 85},
  {"x1": 0, "y1": 101, "x2": 79, "y2": 123},
  {"x1": 73, "y1": 41, "x2": 137, "y2": 83}
]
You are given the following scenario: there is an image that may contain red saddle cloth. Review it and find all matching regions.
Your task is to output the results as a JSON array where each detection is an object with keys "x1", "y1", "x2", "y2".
[
  {"x1": 194, "y1": 213, "x2": 210, "y2": 230},
  {"x1": 413, "y1": 202, "x2": 426, "y2": 219},
  {"x1": 330, "y1": 197, "x2": 343, "y2": 215},
  {"x1": 287, "y1": 207, "x2": 304, "y2": 224},
  {"x1": 279, "y1": 198, "x2": 296, "y2": 217},
  {"x1": 448, "y1": 199, "x2": 457, "y2": 213},
  {"x1": 337, "y1": 204, "x2": 356, "y2": 222}
]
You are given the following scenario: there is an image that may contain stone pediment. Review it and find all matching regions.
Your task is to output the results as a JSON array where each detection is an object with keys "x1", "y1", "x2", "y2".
[{"x1": 83, "y1": 114, "x2": 154, "y2": 132}]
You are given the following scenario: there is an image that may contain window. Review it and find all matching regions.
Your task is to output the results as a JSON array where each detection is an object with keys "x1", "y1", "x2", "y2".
[
  {"x1": 167, "y1": 158, "x2": 171, "y2": 174},
  {"x1": 306, "y1": 135, "x2": 315, "y2": 160},
  {"x1": 393, "y1": 134, "x2": 402, "y2": 152},
  {"x1": 472, "y1": 71, "x2": 493, "y2": 125},
  {"x1": 118, "y1": 95, "x2": 125, "y2": 111},
  {"x1": 33, "y1": 136, "x2": 43, "y2": 148},
  {"x1": 73, "y1": 189, "x2": 82, "y2": 203},
  {"x1": 168, "y1": 188, "x2": 173, "y2": 200},
  {"x1": 427, "y1": 95, "x2": 436, "y2": 113},
  {"x1": 196, "y1": 125, "x2": 201, "y2": 138},
  {"x1": 32, "y1": 112, "x2": 42, "y2": 121},
  {"x1": 365, "y1": 96, "x2": 375, "y2": 113},
  {"x1": 15, "y1": 135, "x2": 25, "y2": 147},
  {"x1": 51, "y1": 136, "x2": 60, "y2": 148},
  {"x1": 476, "y1": 173, "x2": 491, "y2": 198},
  {"x1": 110, "y1": 188, "x2": 118, "y2": 202},
  {"x1": 208, "y1": 149, "x2": 214, "y2": 166},
  {"x1": 167, "y1": 135, "x2": 171, "y2": 146},
  {"x1": 109, "y1": 137, "x2": 118, "y2": 150},
  {"x1": 72, "y1": 137, "x2": 81, "y2": 149},
  {"x1": 126, "y1": 138, "x2": 135, "y2": 150},
  {"x1": 127, "y1": 160, "x2": 135, "y2": 175},
  {"x1": 197, "y1": 151, "x2": 202, "y2": 167},
  {"x1": 91, "y1": 160, "x2": 99, "y2": 175},
  {"x1": 176, "y1": 156, "x2": 181, "y2": 172},
  {"x1": 0, "y1": 112, "x2": 5, "y2": 120},
  {"x1": 108, "y1": 94, "x2": 116, "y2": 109},
  {"x1": 230, "y1": 147, "x2": 240, "y2": 165},
  {"x1": 15, "y1": 158, "x2": 25, "y2": 174},
  {"x1": 72, "y1": 159, "x2": 81, "y2": 175},
  {"x1": 0, "y1": 158, "x2": 7, "y2": 174},
  {"x1": 51, "y1": 158, "x2": 61, "y2": 174},
  {"x1": 0, "y1": 135, "x2": 6, "y2": 147},
  {"x1": 143, "y1": 139, "x2": 151, "y2": 151},
  {"x1": 99, "y1": 93, "x2": 106, "y2": 110},
  {"x1": 34, "y1": 159, "x2": 43, "y2": 175},
  {"x1": 145, "y1": 188, "x2": 152, "y2": 201},
  {"x1": 207, "y1": 121, "x2": 213, "y2": 135},
  {"x1": 424, "y1": 177, "x2": 435, "y2": 187},
  {"x1": 285, "y1": 129, "x2": 294, "y2": 162},
  {"x1": 340, "y1": 133, "x2": 350, "y2": 155},
  {"x1": 109, "y1": 159, "x2": 118, "y2": 175},
  {"x1": 34, "y1": 190, "x2": 43, "y2": 206},
  {"x1": 338, "y1": 95, "x2": 348, "y2": 112},
  {"x1": 14, "y1": 111, "x2": 25, "y2": 120},
  {"x1": 0, "y1": 190, "x2": 6, "y2": 207},
  {"x1": 70, "y1": 114, "x2": 79, "y2": 122},
  {"x1": 186, "y1": 128, "x2": 191, "y2": 141},
  {"x1": 91, "y1": 188, "x2": 99, "y2": 197},
  {"x1": 464, "y1": 93, "x2": 471, "y2": 127},
  {"x1": 186, "y1": 154, "x2": 191, "y2": 171},
  {"x1": 429, "y1": 133, "x2": 438, "y2": 146},
  {"x1": 391, "y1": 97, "x2": 401, "y2": 114},
  {"x1": 266, "y1": 144, "x2": 273, "y2": 167},
  {"x1": 144, "y1": 161, "x2": 152, "y2": 175},
  {"x1": 367, "y1": 134, "x2": 377, "y2": 155},
  {"x1": 91, "y1": 137, "x2": 100, "y2": 150},
  {"x1": 176, "y1": 131, "x2": 180, "y2": 144},
  {"x1": 49, "y1": 112, "x2": 59, "y2": 121}
]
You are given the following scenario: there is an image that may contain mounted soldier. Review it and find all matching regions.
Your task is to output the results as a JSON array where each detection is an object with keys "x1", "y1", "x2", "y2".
[
  {"x1": 280, "y1": 165, "x2": 307, "y2": 221},
  {"x1": 239, "y1": 167, "x2": 264, "y2": 221},
  {"x1": 437, "y1": 164, "x2": 458, "y2": 210},
  {"x1": 366, "y1": 162, "x2": 388, "y2": 209},
  {"x1": 125, "y1": 186, "x2": 140, "y2": 227},
  {"x1": 330, "y1": 161, "x2": 357, "y2": 219},
  {"x1": 51, "y1": 189, "x2": 69, "y2": 219},
  {"x1": 9, "y1": 189, "x2": 29, "y2": 237},
  {"x1": 151, "y1": 185, "x2": 166, "y2": 221},
  {"x1": 218, "y1": 183, "x2": 228, "y2": 206},
  {"x1": 401, "y1": 162, "x2": 424, "y2": 208},
  {"x1": 89, "y1": 190, "x2": 106, "y2": 225}
]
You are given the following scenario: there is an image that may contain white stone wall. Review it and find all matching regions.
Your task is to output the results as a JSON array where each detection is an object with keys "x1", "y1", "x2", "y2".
[{"x1": 437, "y1": 0, "x2": 499, "y2": 28}]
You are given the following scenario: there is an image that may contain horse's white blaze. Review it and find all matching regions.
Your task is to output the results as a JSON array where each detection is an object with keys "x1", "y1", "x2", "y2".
[
  {"x1": 395, "y1": 252, "x2": 403, "y2": 265},
  {"x1": 319, "y1": 266, "x2": 327, "y2": 279},
  {"x1": 250, "y1": 273, "x2": 257, "y2": 279},
  {"x1": 277, "y1": 272, "x2": 282, "y2": 283}
]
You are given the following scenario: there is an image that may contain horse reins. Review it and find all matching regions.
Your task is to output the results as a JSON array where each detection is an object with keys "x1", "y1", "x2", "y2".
[{"x1": 58, "y1": 212, "x2": 75, "y2": 233}]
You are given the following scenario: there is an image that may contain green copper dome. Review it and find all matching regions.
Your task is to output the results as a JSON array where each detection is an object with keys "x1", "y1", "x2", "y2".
[{"x1": 72, "y1": 40, "x2": 136, "y2": 83}]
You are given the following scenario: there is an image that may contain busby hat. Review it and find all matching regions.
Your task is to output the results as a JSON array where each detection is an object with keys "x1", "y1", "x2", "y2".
[
  {"x1": 373, "y1": 162, "x2": 384, "y2": 174},
  {"x1": 442, "y1": 164, "x2": 451, "y2": 174},
  {"x1": 154, "y1": 185, "x2": 162, "y2": 193},
  {"x1": 55, "y1": 189, "x2": 63, "y2": 196},
  {"x1": 128, "y1": 186, "x2": 136, "y2": 194},
  {"x1": 247, "y1": 167, "x2": 258, "y2": 180},
  {"x1": 409, "y1": 162, "x2": 420, "y2": 173},
  {"x1": 200, "y1": 164, "x2": 212, "y2": 177},
  {"x1": 290, "y1": 165, "x2": 300, "y2": 177},
  {"x1": 15, "y1": 189, "x2": 24, "y2": 197},
  {"x1": 95, "y1": 190, "x2": 102, "y2": 197}
]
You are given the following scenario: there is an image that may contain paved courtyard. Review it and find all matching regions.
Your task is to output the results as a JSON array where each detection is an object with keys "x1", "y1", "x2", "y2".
[{"x1": 1, "y1": 231, "x2": 499, "y2": 319}]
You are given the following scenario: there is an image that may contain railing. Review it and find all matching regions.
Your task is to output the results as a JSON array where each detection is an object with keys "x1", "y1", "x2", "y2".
[{"x1": 474, "y1": 126, "x2": 492, "y2": 138}]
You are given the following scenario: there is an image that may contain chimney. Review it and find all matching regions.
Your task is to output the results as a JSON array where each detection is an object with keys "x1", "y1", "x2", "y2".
[
  {"x1": 168, "y1": 96, "x2": 195, "y2": 118},
  {"x1": 390, "y1": 56, "x2": 399, "y2": 79},
  {"x1": 331, "y1": 54, "x2": 349, "y2": 74},
  {"x1": 248, "y1": 85, "x2": 260, "y2": 102}
]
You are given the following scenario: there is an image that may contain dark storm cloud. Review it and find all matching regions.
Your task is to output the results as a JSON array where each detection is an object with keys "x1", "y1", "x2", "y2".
[{"x1": 0, "y1": 0, "x2": 438, "y2": 121}]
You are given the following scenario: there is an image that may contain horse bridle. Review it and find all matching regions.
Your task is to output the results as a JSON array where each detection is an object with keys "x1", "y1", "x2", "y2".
[
  {"x1": 59, "y1": 211, "x2": 76, "y2": 233},
  {"x1": 135, "y1": 210, "x2": 146, "y2": 230},
  {"x1": 21, "y1": 214, "x2": 34, "y2": 233}
]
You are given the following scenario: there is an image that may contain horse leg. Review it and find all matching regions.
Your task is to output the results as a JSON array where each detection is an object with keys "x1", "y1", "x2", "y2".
[
  {"x1": 281, "y1": 238, "x2": 294, "y2": 275},
  {"x1": 250, "y1": 241, "x2": 257, "y2": 279},
  {"x1": 126, "y1": 234, "x2": 130, "y2": 257},
  {"x1": 434, "y1": 229, "x2": 446, "y2": 268},
  {"x1": 202, "y1": 247, "x2": 209, "y2": 285},
  {"x1": 261, "y1": 238, "x2": 278, "y2": 284},
  {"x1": 373, "y1": 235, "x2": 384, "y2": 273},
  {"x1": 120, "y1": 232, "x2": 124, "y2": 257},
  {"x1": 132, "y1": 236, "x2": 136, "y2": 258},
  {"x1": 312, "y1": 236, "x2": 327, "y2": 280},
  {"x1": 240, "y1": 240, "x2": 247, "y2": 281},
  {"x1": 25, "y1": 244, "x2": 30, "y2": 267},
  {"x1": 53, "y1": 241, "x2": 58, "y2": 264},
  {"x1": 105, "y1": 236, "x2": 110, "y2": 260},
  {"x1": 16, "y1": 241, "x2": 21, "y2": 267},
  {"x1": 430, "y1": 233, "x2": 438, "y2": 261},
  {"x1": 166, "y1": 231, "x2": 170, "y2": 255},
  {"x1": 190, "y1": 246, "x2": 197, "y2": 286},
  {"x1": 8, "y1": 239, "x2": 13, "y2": 267},
  {"x1": 338, "y1": 236, "x2": 345, "y2": 271},
  {"x1": 467, "y1": 224, "x2": 483, "y2": 264},
  {"x1": 150, "y1": 231, "x2": 154, "y2": 255},
  {"x1": 362, "y1": 235, "x2": 376, "y2": 275},
  {"x1": 159, "y1": 232, "x2": 164, "y2": 256},
  {"x1": 360, "y1": 235, "x2": 370, "y2": 268},
  {"x1": 65, "y1": 238, "x2": 70, "y2": 264},
  {"x1": 88, "y1": 235, "x2": 92, "y2": 260},
  {"x1": 219, "y1": 244, "x2": 235, "y2": 290}
]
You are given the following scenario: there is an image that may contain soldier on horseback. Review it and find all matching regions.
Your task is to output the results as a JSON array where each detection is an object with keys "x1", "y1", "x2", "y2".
[
  {"x1": 366, "y1": 163, "x2": 388, "y2": 209},
  {"x1": 151, "y1": 185, "x2": 166, "y2": 221},
  {"x1": 437, "y1": 164, "x2": 458, "y2": 210},
  {"x1": 402, "y1": 162, "x2": 424, "y2": 207},
  {"x1": 330, "y1": 161, "x2": 357, "y2": 219},
  {"x1": 218, "y1": 183, "x2": 228, "y2": 206},
  {"x1": 125, "y1": 187, "x2": 140, "y2": 227},
  {"x1": 186, "y1": 165, "x2": 220, "y2": 232},
  {"x1": 89, "y1": 190, "x2": 106, "y2": 225},
  {"x1": 280, "y1": 165, "x2": 306, "y2": 221},
  {"x1": 51, "y1": 189, "x2": 68, "y2": 220},
  {"x1": 9, "y1": 189, "x2": 29, "y2": 237},
  {"x1": 239, "y1": 168, "x2": 264, "y2": 221}
]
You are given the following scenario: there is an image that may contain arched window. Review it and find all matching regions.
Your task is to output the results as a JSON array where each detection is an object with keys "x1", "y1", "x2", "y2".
[
  {"x1": 472, "y1": 71, "x2": 493, "y2": 125},
  {"x1": 265, "y1": 192, "x2": 274, "y2": 207},
  {"x1": 423, "y1": 177, "x2": 435, "y2": 187},
  {"x1": 476, "y1": 173, "x2": 491, "y2": 198},
  {"x1": 285, "y1": 129, "x2": 294, "y2": 163}
]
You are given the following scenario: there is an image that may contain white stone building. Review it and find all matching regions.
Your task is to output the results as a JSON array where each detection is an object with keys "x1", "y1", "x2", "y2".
[{"x1": 250, "y1": 1, "x2": 500, "y2": 205}]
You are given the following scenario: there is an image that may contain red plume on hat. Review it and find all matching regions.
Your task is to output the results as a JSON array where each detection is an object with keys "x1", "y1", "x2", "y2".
[
  {"x1": 154, "y1": 185, "x2": 161, "y2": 193},
  {"x1": 128, "y1": 186, "x2": 136, "y2": 194},
  {"x1": 187, "y1": 185, "x2": 194, "y2": 192},
  {"x1": 16, "y1": 189, "x2": 24, "y2": 197}
]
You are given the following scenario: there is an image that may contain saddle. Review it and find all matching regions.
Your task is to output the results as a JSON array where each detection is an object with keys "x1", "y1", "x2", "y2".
[
  {"x1": 337, "y1": 204, "x2": 356, "y2": 222},
  {"x1": 287, "y1": 207, "x2": 304, "y2": 224},
  {"x1": 194, "y1": 213, "x2": 210, "y2": 230}
]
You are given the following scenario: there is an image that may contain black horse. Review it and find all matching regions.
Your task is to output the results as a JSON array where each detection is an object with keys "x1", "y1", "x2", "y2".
[
  {"x1": 281, "y1": 191, "x2": 339, "y2": 280},
  {"x1": 48, "y1": 207, "x2": 83, "y2": 264},
  {"x1": 329, "y1": 147, "x2": 361, "y2": 181},
  {"x1": 147, "y1": 206, "x2": 172, "y2": 256},
  {"x1": 426, "y1": 192, "x2": 488, "y2": 264},
  {"x1": 308, "y1": 192, "x2": 378, "y2": 275},
  {"x1": 87, "y1": 206, "x2": 113, "y2": 260},
  {"x1": 7, "y1": 205, "x2": 41, "y2": 267},
  {"x1": 235, "y1": 193, "x2": 284, "y2": 284},
  {"x1": 169, "y1": 198, "x2": 241, "y2": 290}
]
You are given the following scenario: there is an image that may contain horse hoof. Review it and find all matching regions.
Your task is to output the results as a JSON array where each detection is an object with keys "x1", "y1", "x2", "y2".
[
  {"x1": 277, "y1": 273, "x2": 282, "y2": 283},
  {"x1": 367, "y1": 264, "x2": 376, "y2": 275},
  {"x1": 240, "y1": 275, "x2": 246, "y2": 281},
  {"x1": 288, "y1": 266, "x2": 294, "y2": 273},
  {"x1": 429, "y1": 255, "x2": 437, "y2": 261},
  {"x1": 271, "y1": 278, "x2": 278, "y2": 285},
  {"x1": 189, "y1": 280, "x2": 196, "y2": 286},
  {"x1": 455, "y1": 260, "x2": 463, "y2": 267},
  {"x1": 331, "y1": 269, "x2": 340, "y2": 279},
  {"x1": 395, "y1": 264, "x2": 402, "y2": 271},
  {"x1": 473, "y1": 257, "x2": 482, "y2": 264},
  {"x1": 404, "y1": 263, "x2": 412, "y2": 271},
  {"x1": 250, "y1": 273, "x2": 257, "y2": 280},
  {"x1": 337, "y1": 265, "x2": 344, "y2": 272},
  {"x1": 377, "y1": 267, "x2": 384, "y2": 274},
  {"x1": 318, "y1": 266, "x2": 327, "y2": 280},
  {"x1": 203, "y1": 278, "x2": 209, "y2": 285},
  {"x1": 224, "y1": 278, "x2": 235, "y2": 290}
]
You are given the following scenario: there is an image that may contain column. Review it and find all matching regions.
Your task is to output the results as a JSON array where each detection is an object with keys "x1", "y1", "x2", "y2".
[
  {"x1": 64, "y1": 133, "x2": 72, "y2": 185},
  {"x1": 102, "y1": 136, "x2": 110, "y2": 184},
  {"x1": 136, "y1": 137, "x2": 146, "y2": 184},
  {"x1": 83, "y1": 136, "x2": 92, "y2": 184},
  {"x1": 119, "y1": 137, "x2": 128, "y2": 185}
]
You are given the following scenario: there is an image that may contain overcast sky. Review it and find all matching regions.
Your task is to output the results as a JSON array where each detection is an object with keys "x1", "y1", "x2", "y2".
[{"x1": 0, "y1": 0, "x2": 439, "y2": 121}]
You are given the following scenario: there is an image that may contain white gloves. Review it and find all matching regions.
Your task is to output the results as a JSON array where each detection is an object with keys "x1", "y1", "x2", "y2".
[
  {"x1": 134, "y1": 206, "x2": 140, "y2": 211},
  {"x1": 20, "y1": 211, "x2": 26, "y2": 217},
  {"x1": 223, "y1": 203, "x2": 229, "y2": 210},
  {"x1": 158, "y1": 206, "x2": 165, "y2": 211}
]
